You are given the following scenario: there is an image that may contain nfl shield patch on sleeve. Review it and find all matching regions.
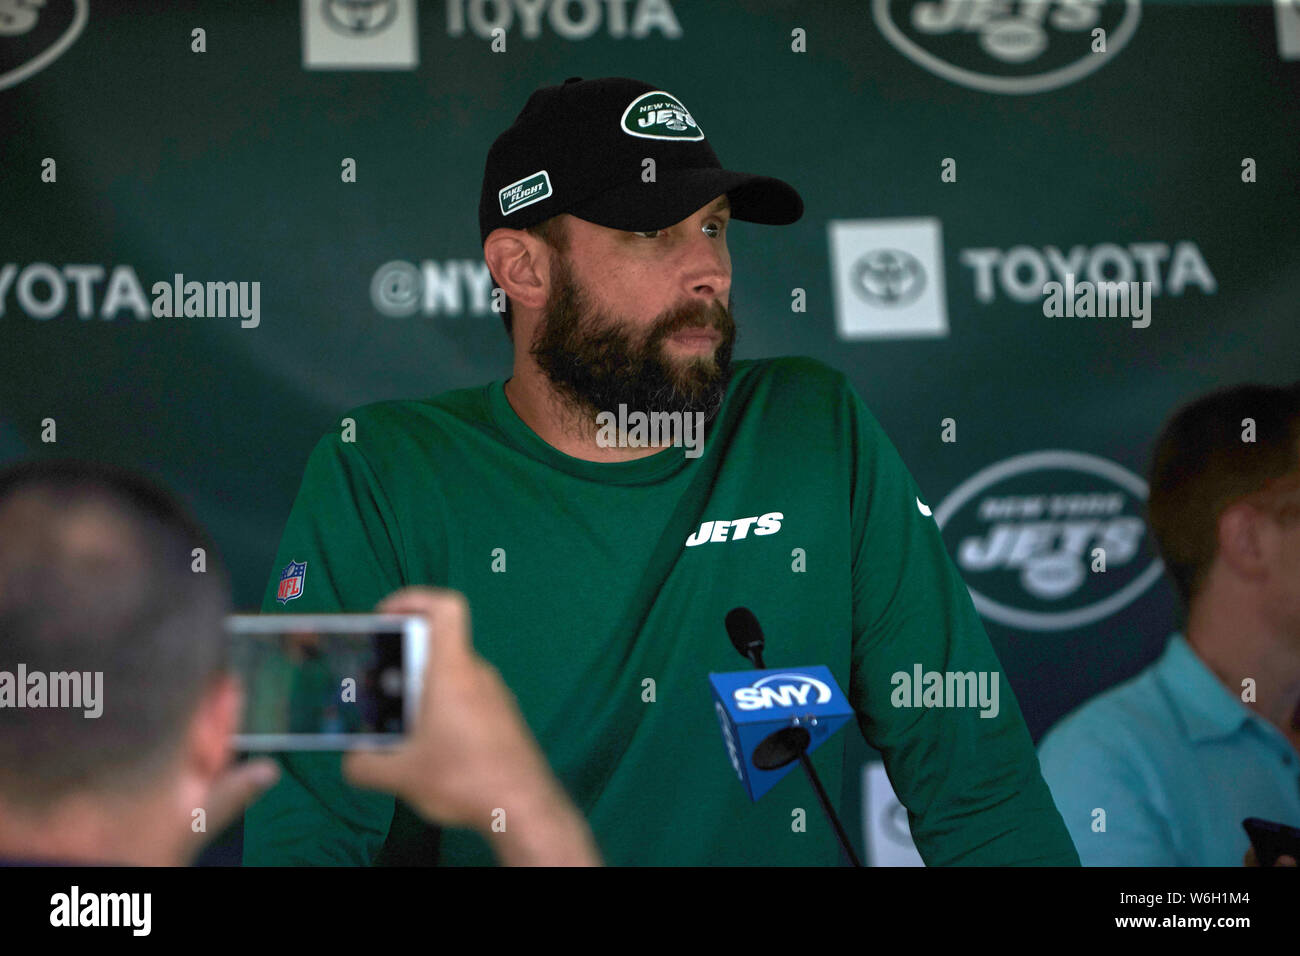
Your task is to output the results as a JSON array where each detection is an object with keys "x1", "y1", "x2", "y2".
[{"x1": 276, "y1": 560, "x2": 307, "y2": 604}]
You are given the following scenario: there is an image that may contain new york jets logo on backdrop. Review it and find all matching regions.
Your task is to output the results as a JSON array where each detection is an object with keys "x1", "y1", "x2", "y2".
[{"x1": 620, "y1": 91, "x2": 705, "y2": 140}]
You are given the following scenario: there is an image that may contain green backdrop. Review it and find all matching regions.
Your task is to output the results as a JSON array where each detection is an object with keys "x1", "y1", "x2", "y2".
[{"x1": 3, "y1": 0, "x2": 1297, "y2": 864}]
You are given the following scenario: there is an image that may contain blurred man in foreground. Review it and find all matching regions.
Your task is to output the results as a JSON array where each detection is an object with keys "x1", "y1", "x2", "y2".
[{"x1": 0, "y1": 460, "x2": 598, "y2": 866}]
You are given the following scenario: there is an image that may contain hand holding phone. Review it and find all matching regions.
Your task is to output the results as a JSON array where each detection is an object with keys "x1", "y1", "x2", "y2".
[
  {"x1": 1242, "y1": 817, "x2": 1300, "y2": 867},
  {"x1": 343, "y1": 587, "x2": 602, "y2": 864}
]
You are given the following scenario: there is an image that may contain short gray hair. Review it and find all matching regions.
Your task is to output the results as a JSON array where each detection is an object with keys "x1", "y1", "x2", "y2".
[{"x1": 0, "y1": 460, "x2": 230, "y2": 811}]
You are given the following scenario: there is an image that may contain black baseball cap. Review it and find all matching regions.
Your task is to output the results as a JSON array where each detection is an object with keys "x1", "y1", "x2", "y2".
[{"x1": 479, "y1": 76, "x2": 803, "y2": 246}]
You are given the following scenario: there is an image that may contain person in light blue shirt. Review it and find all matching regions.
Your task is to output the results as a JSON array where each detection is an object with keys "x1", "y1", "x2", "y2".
[
  {"x1": 1038, "y1": 381, "x2": 1300, "y2": 866},
  {"x1": 1039, "y1": 632, "x2": 1300, "y2": 865}
]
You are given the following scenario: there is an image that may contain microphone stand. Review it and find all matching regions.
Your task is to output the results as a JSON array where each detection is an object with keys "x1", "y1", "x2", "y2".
[{"x1": 747, "y1": 645, "x2": 863, "y2": 868}]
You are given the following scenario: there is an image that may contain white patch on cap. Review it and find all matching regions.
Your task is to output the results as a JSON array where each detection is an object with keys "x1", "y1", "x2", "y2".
[
  {"x1": 499, "y1": 169, "x2": 553, "y2": 216},
  {"x1": 620, "y1": 90, "x2": 705, "y2": 141}
]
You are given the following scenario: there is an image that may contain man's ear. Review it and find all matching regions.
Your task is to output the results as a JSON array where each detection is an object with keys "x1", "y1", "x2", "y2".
[
  {"x1": 187, "y1": 673, "x2": 240, "y2": 782},
  {"x1": 1216, "y1": 503, "x2": 1269, "y2": 585},
  {"x1": 484, "y1": 228, "x2": 549, "y2": 313}
]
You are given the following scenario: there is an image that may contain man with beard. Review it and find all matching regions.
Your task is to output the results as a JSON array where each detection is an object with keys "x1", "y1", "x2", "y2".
[{"x1": 243, "y1": 77, "x2": 1078, "y2": 866}]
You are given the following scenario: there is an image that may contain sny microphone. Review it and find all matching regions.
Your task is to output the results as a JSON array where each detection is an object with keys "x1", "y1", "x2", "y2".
[{"x1": 710, "y1": 607, "x2": 863, "y2": 867}]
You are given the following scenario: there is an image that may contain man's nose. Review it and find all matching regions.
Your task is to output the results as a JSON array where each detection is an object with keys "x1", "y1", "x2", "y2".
[{"x1": 685, "y1": 234, "x2": 729, "y2": 303}]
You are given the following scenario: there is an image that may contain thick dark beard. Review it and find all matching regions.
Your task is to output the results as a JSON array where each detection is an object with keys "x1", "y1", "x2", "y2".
[{"x1": 529, "y1": 255, "x2": 736, "y2": 435}]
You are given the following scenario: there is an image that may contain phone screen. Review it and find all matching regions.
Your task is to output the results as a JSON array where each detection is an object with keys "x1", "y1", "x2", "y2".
[{"x1": 225, "y1": 614, "x2": 426, "y2": 750}]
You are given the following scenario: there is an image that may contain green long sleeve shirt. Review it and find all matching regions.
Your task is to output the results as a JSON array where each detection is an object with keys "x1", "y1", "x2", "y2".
[{"x1": 242, "y1": 356, "x2": 1079, "y2": 866}]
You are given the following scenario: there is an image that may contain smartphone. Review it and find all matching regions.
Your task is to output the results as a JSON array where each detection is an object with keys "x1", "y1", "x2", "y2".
[
  {"x1": 1242, "y1": 817, "x2": 1300, "y2": 867},
  {"x1": 224, "y1": 613, "x2": 428, "y2": 751}
]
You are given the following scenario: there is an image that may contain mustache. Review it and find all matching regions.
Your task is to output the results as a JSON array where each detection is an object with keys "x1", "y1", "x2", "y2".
[{"x1": 653, "y1": 300, "x2": 731, "y2": 338}]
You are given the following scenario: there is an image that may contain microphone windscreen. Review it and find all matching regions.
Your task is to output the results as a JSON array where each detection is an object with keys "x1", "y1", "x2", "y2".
[{"x1": 724, "y1": 606, "x2": 764, "y2": 659}]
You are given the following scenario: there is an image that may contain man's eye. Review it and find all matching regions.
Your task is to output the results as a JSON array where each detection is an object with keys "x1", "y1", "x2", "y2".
[{"x1": 633, "y1": 221, "x2": 725, "y2": 240}]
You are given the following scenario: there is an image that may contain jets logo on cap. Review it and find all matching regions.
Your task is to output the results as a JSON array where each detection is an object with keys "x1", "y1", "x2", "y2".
[
  {"x1": 499, "y1": 170, "x2": 553, "y2": 216},
  {"x1": 620, "y1": 91, "x2": 704, "y2": 141}
]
